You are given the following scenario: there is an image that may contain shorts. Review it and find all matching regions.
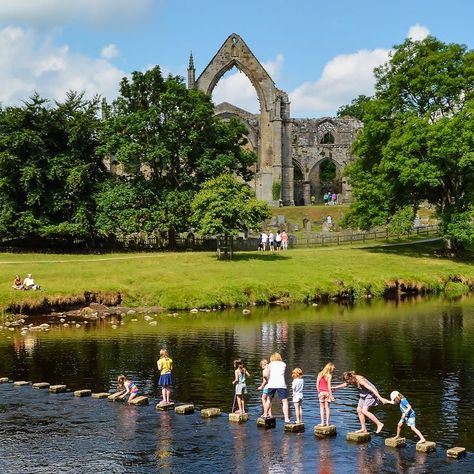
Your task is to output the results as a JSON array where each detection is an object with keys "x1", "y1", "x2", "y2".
[
  {"x1": 358, "y1": 395, "x2": 378, "y2": 410},
  {"x1": 158, "y1": 373, "x2": 173, "y2": 386},
  {"x1": 293, "y1": 394, "x2": 303, "y2": 403},
  {"x1": 262, "y1": 387, "x2": 270, "y2": 395},
  {"x1": 318, "y1": 391, "x2": 331, "y2": 402},
  {"x1": 235, "y1": 383, "x2": 247, "y2": 395},
  {"x1": 266, "y1": 387, "x2": 288, "y2": 399},
  {"x1": 403, "y1": 414, "x2": 416, "y2": 427},
  {"x1": 276, "y1": 241, "x2": 281, "y2": 248}
]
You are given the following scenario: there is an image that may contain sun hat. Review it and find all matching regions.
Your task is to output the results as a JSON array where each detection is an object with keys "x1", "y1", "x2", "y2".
[{"x1": 390, "y1": 390, "x2": 400, "y2": 402}]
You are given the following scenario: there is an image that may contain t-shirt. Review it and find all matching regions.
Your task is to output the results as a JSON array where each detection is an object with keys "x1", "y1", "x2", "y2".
[
  {"x1": 159, "y1": 357, "x2": 172, "y2": 375},
  {"x1": 292, "y1": 378, "x2": 304, "y2": 401},
  {"x1": 281, "y1": 233, "x2": 288, "y2": 242},
  {"x1": 261, "y1": 233, "x2": 268, "y2": 243},
  {"x1": 275, "y1": 233, "x2": 282, "y2": 242},
  {"x1": 267, "y1": 360, "x2": 286, "y2": 388},
  {"x1": 269, "y1": 233, "x2": 274, "y2": 242},
  {"x1": 399, "y1": 397, "x2": 415, "y2": 417}
]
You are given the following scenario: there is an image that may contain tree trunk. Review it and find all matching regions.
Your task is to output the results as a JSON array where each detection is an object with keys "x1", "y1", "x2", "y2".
[{"x1": 168, "y1": 226, "x2": 177, "y2": 250}]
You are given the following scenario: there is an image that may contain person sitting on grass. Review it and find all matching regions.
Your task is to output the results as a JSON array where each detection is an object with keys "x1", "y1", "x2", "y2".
[
  {"x1": 23, "y1": 273, "x2": 40, "y2": 290},
  {"x1": 12, "y1": 275, "x2": 23, "y2": 290}
]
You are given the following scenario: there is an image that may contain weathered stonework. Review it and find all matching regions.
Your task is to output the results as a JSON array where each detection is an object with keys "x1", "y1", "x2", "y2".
[
  {"x1": 346, "y1": 431, "x2": 371, "y2": 443},
  {"x1": 229, "y1": 412, "x2": 249, "y2": 423},
  {"x1": 175, "y1": 404, "x2": 195, "y2": 414},
  {"x1": 385, "y1": 437, "x2": 406, "y2": 448},
  {"x1": 191, "y1": 33, "x2": 362, "y2": 206},
  {"x1": 314, "y1": 424, "x2": 337, "y2": 438},
  {"x1": 201, "y1": 407, "x2": 221, "y2": 418},
  {"x1": 416, "y1": 441, "x2": 436, "y2": 453}
]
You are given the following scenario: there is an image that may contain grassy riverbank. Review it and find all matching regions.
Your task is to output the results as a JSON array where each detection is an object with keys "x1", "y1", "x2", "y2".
[{"x1": 0, "y1": 240, "x2": 473, "y2": 314}]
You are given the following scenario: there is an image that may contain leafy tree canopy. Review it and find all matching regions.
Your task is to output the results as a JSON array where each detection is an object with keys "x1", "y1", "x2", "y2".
[
  {"x1": 191, "y1": 173, "x2": 271, "y2": 237},
  {"x1": 0, "y1": 92, "x2": 104, "y2": 240},
  {"x1": 337, "y1": 95, "x2": 371, "y2": 121},
  {"x1": 343, "y1": 37, "x2": 474, "y2": 251},
  {"x1": 99, "y1": 67, "x2": 257, "y2": 240}
]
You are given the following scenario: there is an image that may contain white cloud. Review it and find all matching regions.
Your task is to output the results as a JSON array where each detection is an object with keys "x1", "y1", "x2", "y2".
[
  {"x1": 211, "y1": 54, "x2": 284, "y2": 113},
  {"x1": 101, "y1": 43, "x2": 119, "y2": 60},
  {"x1": 289, "y1": 48, "x2": 390, "y2": 117},
  {"x1": 0, "y1": 26, "x2": 124, "y2": 105},
  {"x1": 408, "y1": 23, "x2": 430, "y2": 41},
  {"x1": 0, "y1": 0, "x2": 154, "y2": 28}
]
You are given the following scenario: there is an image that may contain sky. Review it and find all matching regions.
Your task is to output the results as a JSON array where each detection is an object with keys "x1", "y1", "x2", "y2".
[{"x1": 0, "y1": 0, "x2": 473, "y2": 117}]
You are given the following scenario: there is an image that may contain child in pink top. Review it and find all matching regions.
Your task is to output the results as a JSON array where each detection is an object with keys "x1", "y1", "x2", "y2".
[{"x1": 316, "y1": 362, "x2": 335, "y2": 426}]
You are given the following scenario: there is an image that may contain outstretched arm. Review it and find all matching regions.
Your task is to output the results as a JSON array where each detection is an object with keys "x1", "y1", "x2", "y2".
[
  {"x1": 358, "y1": 377, "x2": 388, "y2": 404},
  {"x1": 332, "y1": 382, "x2": 348, "y2": 390}
]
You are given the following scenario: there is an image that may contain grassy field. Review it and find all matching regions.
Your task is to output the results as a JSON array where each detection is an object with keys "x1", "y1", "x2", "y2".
[{"x1": 0, "y1": 240, "x2": 472, "y2": 315}]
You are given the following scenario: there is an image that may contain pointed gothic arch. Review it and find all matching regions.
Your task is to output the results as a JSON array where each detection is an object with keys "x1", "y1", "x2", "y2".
[{"x1": 191, "y1": 33, "x2": 292, "y2": 204}]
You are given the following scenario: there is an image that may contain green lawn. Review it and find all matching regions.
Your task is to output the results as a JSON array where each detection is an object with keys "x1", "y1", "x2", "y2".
[{"x1": 1, "y1": 241, "x2": 472, "y2": 314}]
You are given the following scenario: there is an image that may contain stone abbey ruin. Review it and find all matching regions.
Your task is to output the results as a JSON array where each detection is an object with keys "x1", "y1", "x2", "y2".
[{"x1": 188, "y1": 33, "x2": 362, "y2": 206}]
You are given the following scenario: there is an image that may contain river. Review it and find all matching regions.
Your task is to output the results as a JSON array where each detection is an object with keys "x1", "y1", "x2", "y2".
[{"x1": 0, "y1": 296, "x2": 473, "y2": 473}]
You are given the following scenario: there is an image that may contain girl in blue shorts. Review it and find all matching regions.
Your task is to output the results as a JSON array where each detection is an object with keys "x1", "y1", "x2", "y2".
[
  {"x1": 389, "y1": 391, "x2": 426, "y2": 443},
  {"x1": 257, "y1": 359, "x2": 272, "y2": 417}
]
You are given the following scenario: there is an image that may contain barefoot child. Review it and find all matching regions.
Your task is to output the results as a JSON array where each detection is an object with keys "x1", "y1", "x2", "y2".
[
  {"x1": 257, "y1": 359, "x2": 272, "y2": 417},
  {"x1": 157, "y1": 348, "x2": 173, "y2": 405},
  {"x1": 389, "y1": 390, "x2": 426, "y2": 443},
  {"x1": 117, "y1": 374, "x2": 139, "y2": 403},
  {"x1": 334, "y1": 371, "x2": 389, "y2": 434},
  {"x1": 232, "y1": 360, "x2": 250, "y2": 414},
  {"x1": 316, "y1": 362, "x2": 335, "y2": 426},
  {"x1": 291, "y1": 368, "x2": 304, "y2": 423}
]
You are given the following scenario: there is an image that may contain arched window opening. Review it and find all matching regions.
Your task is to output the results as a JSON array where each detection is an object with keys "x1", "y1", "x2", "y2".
[
  {"x1": 293, "y1": 161, "x2": 305, "y2": 206},
  {"x1": 320, "y1": 132, "x2": 335, "y2": 144}
]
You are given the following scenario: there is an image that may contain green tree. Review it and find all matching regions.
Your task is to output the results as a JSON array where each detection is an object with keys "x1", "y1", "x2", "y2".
[
  {"x1": 337, "y1": 94, "x2": 371, "y2": 121},
  {"x1": 191, "y1": 174, "x2": 271, "y2": 258},
  {"x1": 99, "y1": 67, "x2": 256, "y2": 245},
  {"x1": 344, "y1": 37, "x2": 474, "y2": 252},
  {"x1": 0, "y1": 92, "x2": 104, "y2": 242}
]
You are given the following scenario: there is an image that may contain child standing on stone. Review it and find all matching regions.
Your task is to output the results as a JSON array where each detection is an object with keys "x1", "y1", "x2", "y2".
[
  {"x1": 389, "y1": 390, "x2": 426, "y2": 443},
  {"x1": 157, "y1": 348, "x2": 173, "y2": 405},
  {"x1": 291, "y1": 368, "x2": 304, "y2": 424},
  {"x1": 257, "y1": 359, "x2": 272, "y2": 417},
  {"x1": 232, "y1": 359, "x2": 250, "y2": 414},
  {"x1": 117, "y1": 374, "x2": 139, "y2": 403},
  {"x1": 316, "y1": 362, "x2": 336, "y2": 426}
]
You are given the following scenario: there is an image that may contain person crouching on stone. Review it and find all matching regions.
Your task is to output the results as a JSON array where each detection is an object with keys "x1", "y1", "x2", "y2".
[
  {"x1": 333, "y1": 371, "x2": 389, "y2": 434},
  {"x1": 117, "y1": 374, "x2": 139, "y2": 403}
]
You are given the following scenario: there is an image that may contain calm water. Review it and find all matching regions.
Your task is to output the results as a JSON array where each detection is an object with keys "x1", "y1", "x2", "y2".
[{"x1": 1, "y1": 297, "x2": 474, "y2": 473}]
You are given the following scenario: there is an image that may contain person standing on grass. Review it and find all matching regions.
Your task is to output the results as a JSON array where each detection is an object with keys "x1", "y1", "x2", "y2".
[
  {"x1": 281, "y1": 231, "x2": 288, "y2": 250},
  {"x1": 261, "y1": 231, "x2": 268, "y2": 251},
  {"x1": 333, "y1": 371, "x2": 389, "y2": 434},
  {"x1": 263, "y1": 352, "x2": 290, "y2": 422},
  {"x1": 316, "y1": 362, "x2": 335, "y2": 426},
  {"x1": 268, "y1": 231, "x2": 275, "y2": 251},
  {"x1": 157, "y1": 348, "x2": 173, "y2": 405},
  {"x1": 275, "y1": 230, "x2": 282, "y2": 251}
]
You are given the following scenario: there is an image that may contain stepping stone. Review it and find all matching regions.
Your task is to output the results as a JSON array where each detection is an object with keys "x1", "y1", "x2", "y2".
[
  {"x1": 385, "y1": 437, "x2": 406, "y2": 448},
  {"x1": 346, "y1": 432, "x2": 371, "y2": 443},
  {"x1": 91, "y1": 392, "x2": 110, "y2": 399},
  {"x1": 416, "y1": 441, "x2": 436, "y2": 453},
  {"x1": 0, "y1": 377, "x2": 10, "y2": 383},
  {"x1": 314, "y1": 424, "x2": 337, "y2": 438},
  {"x1": 175, "y1": 404, "x2": 195, "y2": 414},
  {"x1": 201, "y1": 407, "x2": 221, "y2": 418},
  {"x1": 229, "y1": 413, "x2": 249, "y2": 423},
  {"x1": 108, "y1": 391, "x2": 126, "y2": 401},
  {"x1": 447, "y1": 447, "x2": 466, "y2": 459},
  {"x1": 49, "y1": 385, "x2": 67, "y2": 393},
  {"x1": 156, "y1": 402, "x2": 175, "y2": 411},
  {"x1": 13, "y1": 381, "x2": 31, "y2": 386},
  {"x1": 32, "y1": 382, "x2": 50, "y2": 389},
  {"x1": 74, "y1": 389, "x2": 92, "y2": 397},
  {"x1": 256, "y1": 417, "x2": 276, "y2": 429},
  {"x1": 129, "y1": 396, "x2": 149, "y2": 406},
  {"x1": 284, "y1": 422, "x2": 305, "y2": 433}
]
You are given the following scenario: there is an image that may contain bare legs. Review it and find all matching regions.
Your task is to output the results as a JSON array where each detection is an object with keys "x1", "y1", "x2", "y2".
[
  {"x1": 261, "y1": 394, "x2": 272, "y2": 417},
  {"x1": 294, "y1": 401, "x2": 303, "y2": 423},
  {"x1": 235, "y1": 394, "x2": 245, "y2": 414},
  {"x1": 356, "y1": 406, "x2": 383, "y2": 433},
  {"x1": 319, "y1": 401, "x2": 331, "y2": 425},
  {"x1": 396, "y1": 421, "x2": 426, "y2": 443},
  {"x1": 161, "y1": 385, "x2": 171, "y2": 404},
  {"x1": 263, "y1": 395, "x2": 288, "y2": 421}
]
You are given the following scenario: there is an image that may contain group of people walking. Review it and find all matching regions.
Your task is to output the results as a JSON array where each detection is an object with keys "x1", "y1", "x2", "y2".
[
  {"x1": 232, "y1": 354, "x2": 426, "y2": 443},
  {"x1": 258, "y1": 230, "x2": 288, "y2": 252}
]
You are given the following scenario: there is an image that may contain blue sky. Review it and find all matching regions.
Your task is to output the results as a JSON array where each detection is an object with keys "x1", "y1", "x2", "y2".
[{"x1": 0, "y1": 0, "x2": 473, "y2": 116}]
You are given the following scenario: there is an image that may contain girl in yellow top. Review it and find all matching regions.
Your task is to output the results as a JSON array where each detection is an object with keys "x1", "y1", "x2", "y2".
[{"x1": 157, "y1": 348, "x2": 173, "y2": 405}]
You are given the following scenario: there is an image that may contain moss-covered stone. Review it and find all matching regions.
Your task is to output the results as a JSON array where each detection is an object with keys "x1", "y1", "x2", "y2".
[
  {"x1": 346, "y1": 431, "x2": 371, "y2": 443},
  {"x1": 416, "y1": 441, "x2": 436, "y2": 453},
  {"x1": 229, "y1": 413, "x2": 249, "y2": 423},
  {"x1": 385, "y1": 437, "x2": 406, "y2": 448},
  {"x1": 314, "y1": 424, "x2": 337, "y2": 438},
  {"x1": 201, "y1": 407, "x2": 221, "y2": 418},
  {"x1": 175, "y1": 404, "x2": 195, "y2": 414}
]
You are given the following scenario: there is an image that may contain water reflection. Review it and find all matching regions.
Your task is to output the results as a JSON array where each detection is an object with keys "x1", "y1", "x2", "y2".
[{"x1": 0, "y1": 297, "x2": 474, "y2": 472}]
